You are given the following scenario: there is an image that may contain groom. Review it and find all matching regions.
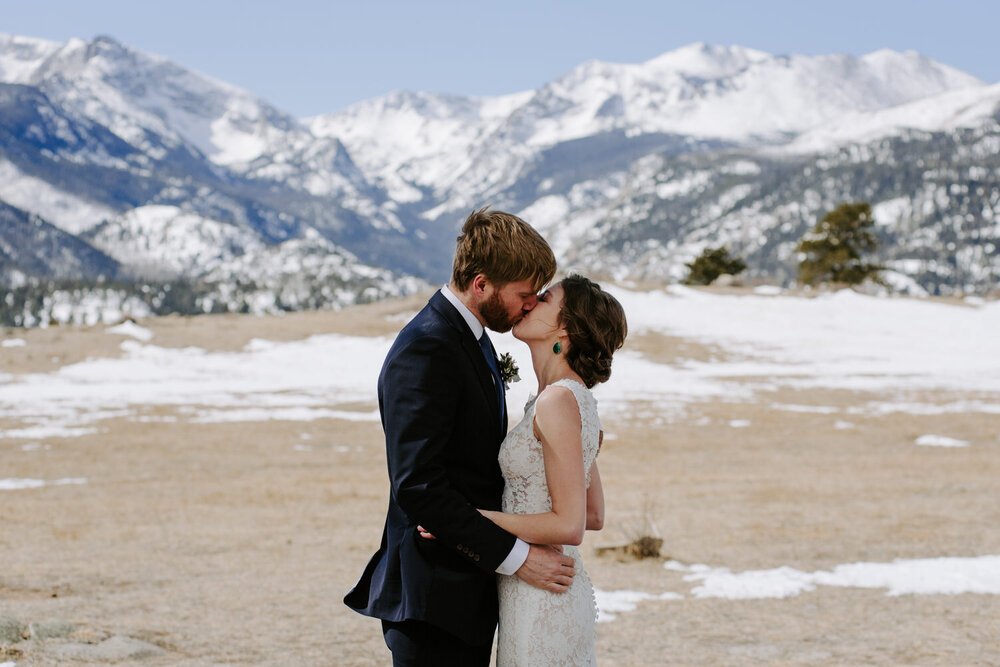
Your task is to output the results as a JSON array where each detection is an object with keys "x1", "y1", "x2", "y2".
[{"x1": 345, "y1": 208, "x2": 576, "y2": 664}]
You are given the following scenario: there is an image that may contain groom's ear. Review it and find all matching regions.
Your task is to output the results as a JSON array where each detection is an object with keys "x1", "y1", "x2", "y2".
[{"x1": 471, "y1": 274, "x2": 490, "y2": 296}]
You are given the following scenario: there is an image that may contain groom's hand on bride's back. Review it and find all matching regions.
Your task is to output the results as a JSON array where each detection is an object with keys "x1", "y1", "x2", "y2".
[{"x1": 516, "y1": 544, "x2": 576, "y2": 593}]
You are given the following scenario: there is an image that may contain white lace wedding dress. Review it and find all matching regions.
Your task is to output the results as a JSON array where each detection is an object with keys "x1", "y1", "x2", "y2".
[{"x1": 496, "y1": 378, "x2": 600, "y2": 666}]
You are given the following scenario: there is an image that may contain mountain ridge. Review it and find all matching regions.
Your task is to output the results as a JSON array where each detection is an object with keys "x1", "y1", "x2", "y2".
[{"x1": 0, "y1": 34, "x2": 997, "y2": 326}]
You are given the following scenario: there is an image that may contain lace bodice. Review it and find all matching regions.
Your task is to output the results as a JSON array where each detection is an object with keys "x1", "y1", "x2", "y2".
[
  {"x1": 498, "y1": 378, "x2": 602, "y2": 515},
  {"x1": 496, "y1": 378, "x2": 600, "y2": 666}
]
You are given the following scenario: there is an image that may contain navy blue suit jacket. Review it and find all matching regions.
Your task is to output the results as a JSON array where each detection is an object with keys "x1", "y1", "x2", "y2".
[{"x1": 344, "y1": 291, "x2": 517, "y2": 644}]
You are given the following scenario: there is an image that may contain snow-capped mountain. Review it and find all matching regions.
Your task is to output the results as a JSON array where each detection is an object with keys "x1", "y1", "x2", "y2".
[
  {"x1": 781, "y1": 81, "x2": 1000, "y2": 154},
  {"x1": 516, "y1": 79, "x2": 1000, "y2": 294},
  {"x1": 556, "y1": 111, "x2": 1000, "y2": 294},
  {"x1": 84, "y1": 205, "x2": 267, "y2": 279},
  {"x1": 0, "y1": 34, "x2": 405, "y2": 227},
  {"x1": 307, "y1": 90, "x2": 534, "y2": 203},
  {"x1": 303, "y1": 44, "x2": 997, "y2": 296},
  {"x1": 496, "y1": 44, "x2": 980, "y2": 144},
  {"x1": 0, "y1": 34, "x2": 291, "y2": 165},
  {"x1": 309, "y1": 43, "x2": 983, "y2": 209},
  {"x1": 0, "y1": 33, "x2": 431, "y2": 320},
  {"x1": 0, "y1": 198, "x2": 120, "y2": 285},
  {"x1": 1, "y1": 33, "x2": 998, "y2": 327}
]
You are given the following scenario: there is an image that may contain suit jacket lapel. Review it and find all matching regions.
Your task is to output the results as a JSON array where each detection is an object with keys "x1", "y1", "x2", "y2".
[{"x1": 429, "y1": 292, "x2": 501, "y2": 431}]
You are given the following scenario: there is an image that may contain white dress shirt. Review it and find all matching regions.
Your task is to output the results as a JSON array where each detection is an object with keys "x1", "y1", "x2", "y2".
[{"x1": 440, "y1": 284, "x2": 529, "y2": 575}]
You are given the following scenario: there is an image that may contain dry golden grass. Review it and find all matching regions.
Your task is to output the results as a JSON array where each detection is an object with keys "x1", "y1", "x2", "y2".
[{"x1": 2, "y1": 294, "x2": 999, "y2": 665}]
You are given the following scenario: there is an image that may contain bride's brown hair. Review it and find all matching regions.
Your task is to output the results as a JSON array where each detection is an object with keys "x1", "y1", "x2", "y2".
[{"x1": 558, "y1": 275, "x2": 628, "y2": 388}]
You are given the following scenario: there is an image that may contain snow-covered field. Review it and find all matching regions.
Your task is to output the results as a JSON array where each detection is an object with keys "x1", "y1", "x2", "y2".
[
  {"x1": 3, "y1": 286, "x2": 999, "y2": 644},
  {"x1": 3, "y1": 286, "x2": 998, "y2": 438}
]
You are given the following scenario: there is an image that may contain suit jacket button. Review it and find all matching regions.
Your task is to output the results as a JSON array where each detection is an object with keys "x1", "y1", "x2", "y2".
[
  {"x1": 474, "y1": 554, "x2": 481, "y2": 562},
  {"x1": 456, "y1": 544, "x2": 463, "y2": 551}
]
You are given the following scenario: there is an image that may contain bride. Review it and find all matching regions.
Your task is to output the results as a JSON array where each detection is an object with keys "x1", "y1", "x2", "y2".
[{"x1": 484, "y1": 274, "x2": 627, "y2": 666}]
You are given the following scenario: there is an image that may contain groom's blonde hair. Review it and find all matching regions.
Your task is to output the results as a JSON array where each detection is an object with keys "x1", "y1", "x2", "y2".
[{"x1": 451, "y1": 207, "x2": 556, "y2": 292}]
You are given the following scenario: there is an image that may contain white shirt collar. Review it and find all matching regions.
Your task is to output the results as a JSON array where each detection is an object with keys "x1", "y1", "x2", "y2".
[{"x1": 441, "y1": 283, "x2": 485, "y2": 339}]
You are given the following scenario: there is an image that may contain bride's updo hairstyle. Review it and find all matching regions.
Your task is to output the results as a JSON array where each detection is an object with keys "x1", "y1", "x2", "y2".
[{"x1": 558, "y1": 275, "x2": 628, "y2": 388}]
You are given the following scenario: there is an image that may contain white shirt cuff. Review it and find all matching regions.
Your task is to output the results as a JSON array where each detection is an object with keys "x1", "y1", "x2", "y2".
[{"x1": 495, "y1": 538, "x2": 529, "y2": 575}]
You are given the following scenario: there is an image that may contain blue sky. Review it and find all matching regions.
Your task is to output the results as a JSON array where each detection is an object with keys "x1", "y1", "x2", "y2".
[{"x1": 4, "y1": 0, "x2": 998, "y2": 117}]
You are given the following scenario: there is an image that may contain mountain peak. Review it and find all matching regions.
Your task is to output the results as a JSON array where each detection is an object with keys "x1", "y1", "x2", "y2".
[
  {"x1": 0, "y1": 34, "x2": 63, "y2": 83},
  {"x1": 859, "y1": 48, "x2": 982, "y2": 87},
  {"x1": 0, "y1": 33, "x2": 305, "y2": 165},
  {"x1": 78, "y1": 34, "x2": 137, "y2": 65},
  {"x1": 643, "y1": 42, "x2": 771, "y2": 78},
  {"x1": 92, "y1": 34, "x2": 124, "y2": 47},
  {"x1": 0, "y1": 33, "x2": 60, "y2": 50}
]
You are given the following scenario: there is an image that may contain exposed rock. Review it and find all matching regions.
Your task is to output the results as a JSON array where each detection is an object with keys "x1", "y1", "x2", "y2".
[
  {"x1": 49, "y1": 635, "x2": 165, "y2": 661},
  {"x1": 0, "y1": 616, "x2": 24, "y2": 644},
  {"x1": 29, "y1": 620, "x2": 76, "y2": 640}
]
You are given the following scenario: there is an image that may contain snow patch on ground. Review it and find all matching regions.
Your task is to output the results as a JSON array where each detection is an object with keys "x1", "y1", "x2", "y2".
[
  {"x1": 0, "y1": 477, "x2": 88, "y2": 491},
  {"x1": 673, "y1": 556, "x2": 1000, "y2": 599},
  {"x1": 598, "y1": 553, "x2": 1000, "y2": 621},
  {"x1": 595, "y1": 589, "x2": 682, "y2": 622},
  {"x1": 189, "y1": 407, "x2": 380, "y2": 424},
  {"x1": 106, "y1": 321, "x2": 154, "y2": 342},
  {"x1": 0, "y1": 334, "x2": 392, "y2": 436},
  {"x1": 611, "y1": 286, "x2": 1000, "y2": 395},
  {"x1": 914, "y1": 434, "x2": 970, "y2": 447}
]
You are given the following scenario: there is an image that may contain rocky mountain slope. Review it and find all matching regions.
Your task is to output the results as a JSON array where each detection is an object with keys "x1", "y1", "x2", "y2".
[{"x1": 1, "y1": 35, "x2": 997, "y2": 326}]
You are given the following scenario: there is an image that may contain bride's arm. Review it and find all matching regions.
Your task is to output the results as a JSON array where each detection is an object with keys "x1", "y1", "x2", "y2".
[
  {"x1": 586, "y1": 462, "x2": 604, "y2": 531},
  {"x1": 479, "y1": 386, "x2": 587, "y2": 546}
]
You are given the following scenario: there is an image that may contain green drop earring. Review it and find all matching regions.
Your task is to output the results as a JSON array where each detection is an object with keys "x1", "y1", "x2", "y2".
[{"x1": 552, "y1": 341, "x2": 562, "y2": 354}]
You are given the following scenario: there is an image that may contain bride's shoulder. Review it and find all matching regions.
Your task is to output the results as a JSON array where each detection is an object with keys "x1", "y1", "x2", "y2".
[
  {"x1": 537, "y1": 382, "x2": 575, "y2": 402},
  {"x1": 534, "y1": 383, "x2": 583, "y2": 426}
]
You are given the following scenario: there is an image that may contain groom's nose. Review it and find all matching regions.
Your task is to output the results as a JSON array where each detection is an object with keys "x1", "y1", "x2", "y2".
[{"x1": 522, "y1": 295, "x2": 538, "y2": 311}]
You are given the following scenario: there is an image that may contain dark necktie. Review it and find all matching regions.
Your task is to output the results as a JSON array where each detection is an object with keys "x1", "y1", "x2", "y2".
[{"x1": 478, "y1": 332, "x2": 507, "y2": 432}]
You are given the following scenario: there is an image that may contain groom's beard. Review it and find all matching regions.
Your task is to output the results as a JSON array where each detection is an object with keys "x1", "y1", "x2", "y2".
[{"x1": 479, "y1": 292, "x2": 520, "y2": 333}]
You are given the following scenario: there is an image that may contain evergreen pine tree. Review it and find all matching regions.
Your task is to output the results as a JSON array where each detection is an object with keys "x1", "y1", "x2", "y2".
[
  {"x1": 797, "y1": 202, "x2": 883, "y2": 286},
  {"x1": 684, "y1": 246, "x2": 747, "y2": 285}
]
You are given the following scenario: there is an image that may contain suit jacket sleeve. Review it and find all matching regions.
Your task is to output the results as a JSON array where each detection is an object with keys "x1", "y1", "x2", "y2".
[{"x1": 381, "y1": 333, "x2": 517, "y2": 573}]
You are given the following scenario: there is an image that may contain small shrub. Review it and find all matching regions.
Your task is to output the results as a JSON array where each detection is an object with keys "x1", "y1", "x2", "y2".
[
  {"x1": 625, "y1": 535, "x2": 663, "y2": 559},
  {"x1": 684, "y1": 246, "x2": 747, "y2": 286}
]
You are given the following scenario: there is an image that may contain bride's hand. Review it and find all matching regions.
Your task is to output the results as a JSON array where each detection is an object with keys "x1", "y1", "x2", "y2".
[{"x1": 416, "y1": 525, "x2": 436, "y2": 540}]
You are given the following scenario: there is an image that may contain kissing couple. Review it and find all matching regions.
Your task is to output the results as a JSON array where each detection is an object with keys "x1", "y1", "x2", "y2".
[{"x1": 345, "y1": 207, "x2": 628, "y2": 665}]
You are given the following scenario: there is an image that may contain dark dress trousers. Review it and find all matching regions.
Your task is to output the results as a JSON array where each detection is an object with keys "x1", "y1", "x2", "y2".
[{"x1": 344, "y1": 290, "x2": 517, "y2": 647}]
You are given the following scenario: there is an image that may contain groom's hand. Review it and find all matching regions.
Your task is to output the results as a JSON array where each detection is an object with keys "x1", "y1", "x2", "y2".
[{"x1": 515, "y1": 544, "x2": 576, "y2": 593}]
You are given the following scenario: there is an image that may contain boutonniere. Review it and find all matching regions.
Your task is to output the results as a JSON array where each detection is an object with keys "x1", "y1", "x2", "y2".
[{"x1": 497, "y1": 352, "x2": 520, "y2": 389}]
